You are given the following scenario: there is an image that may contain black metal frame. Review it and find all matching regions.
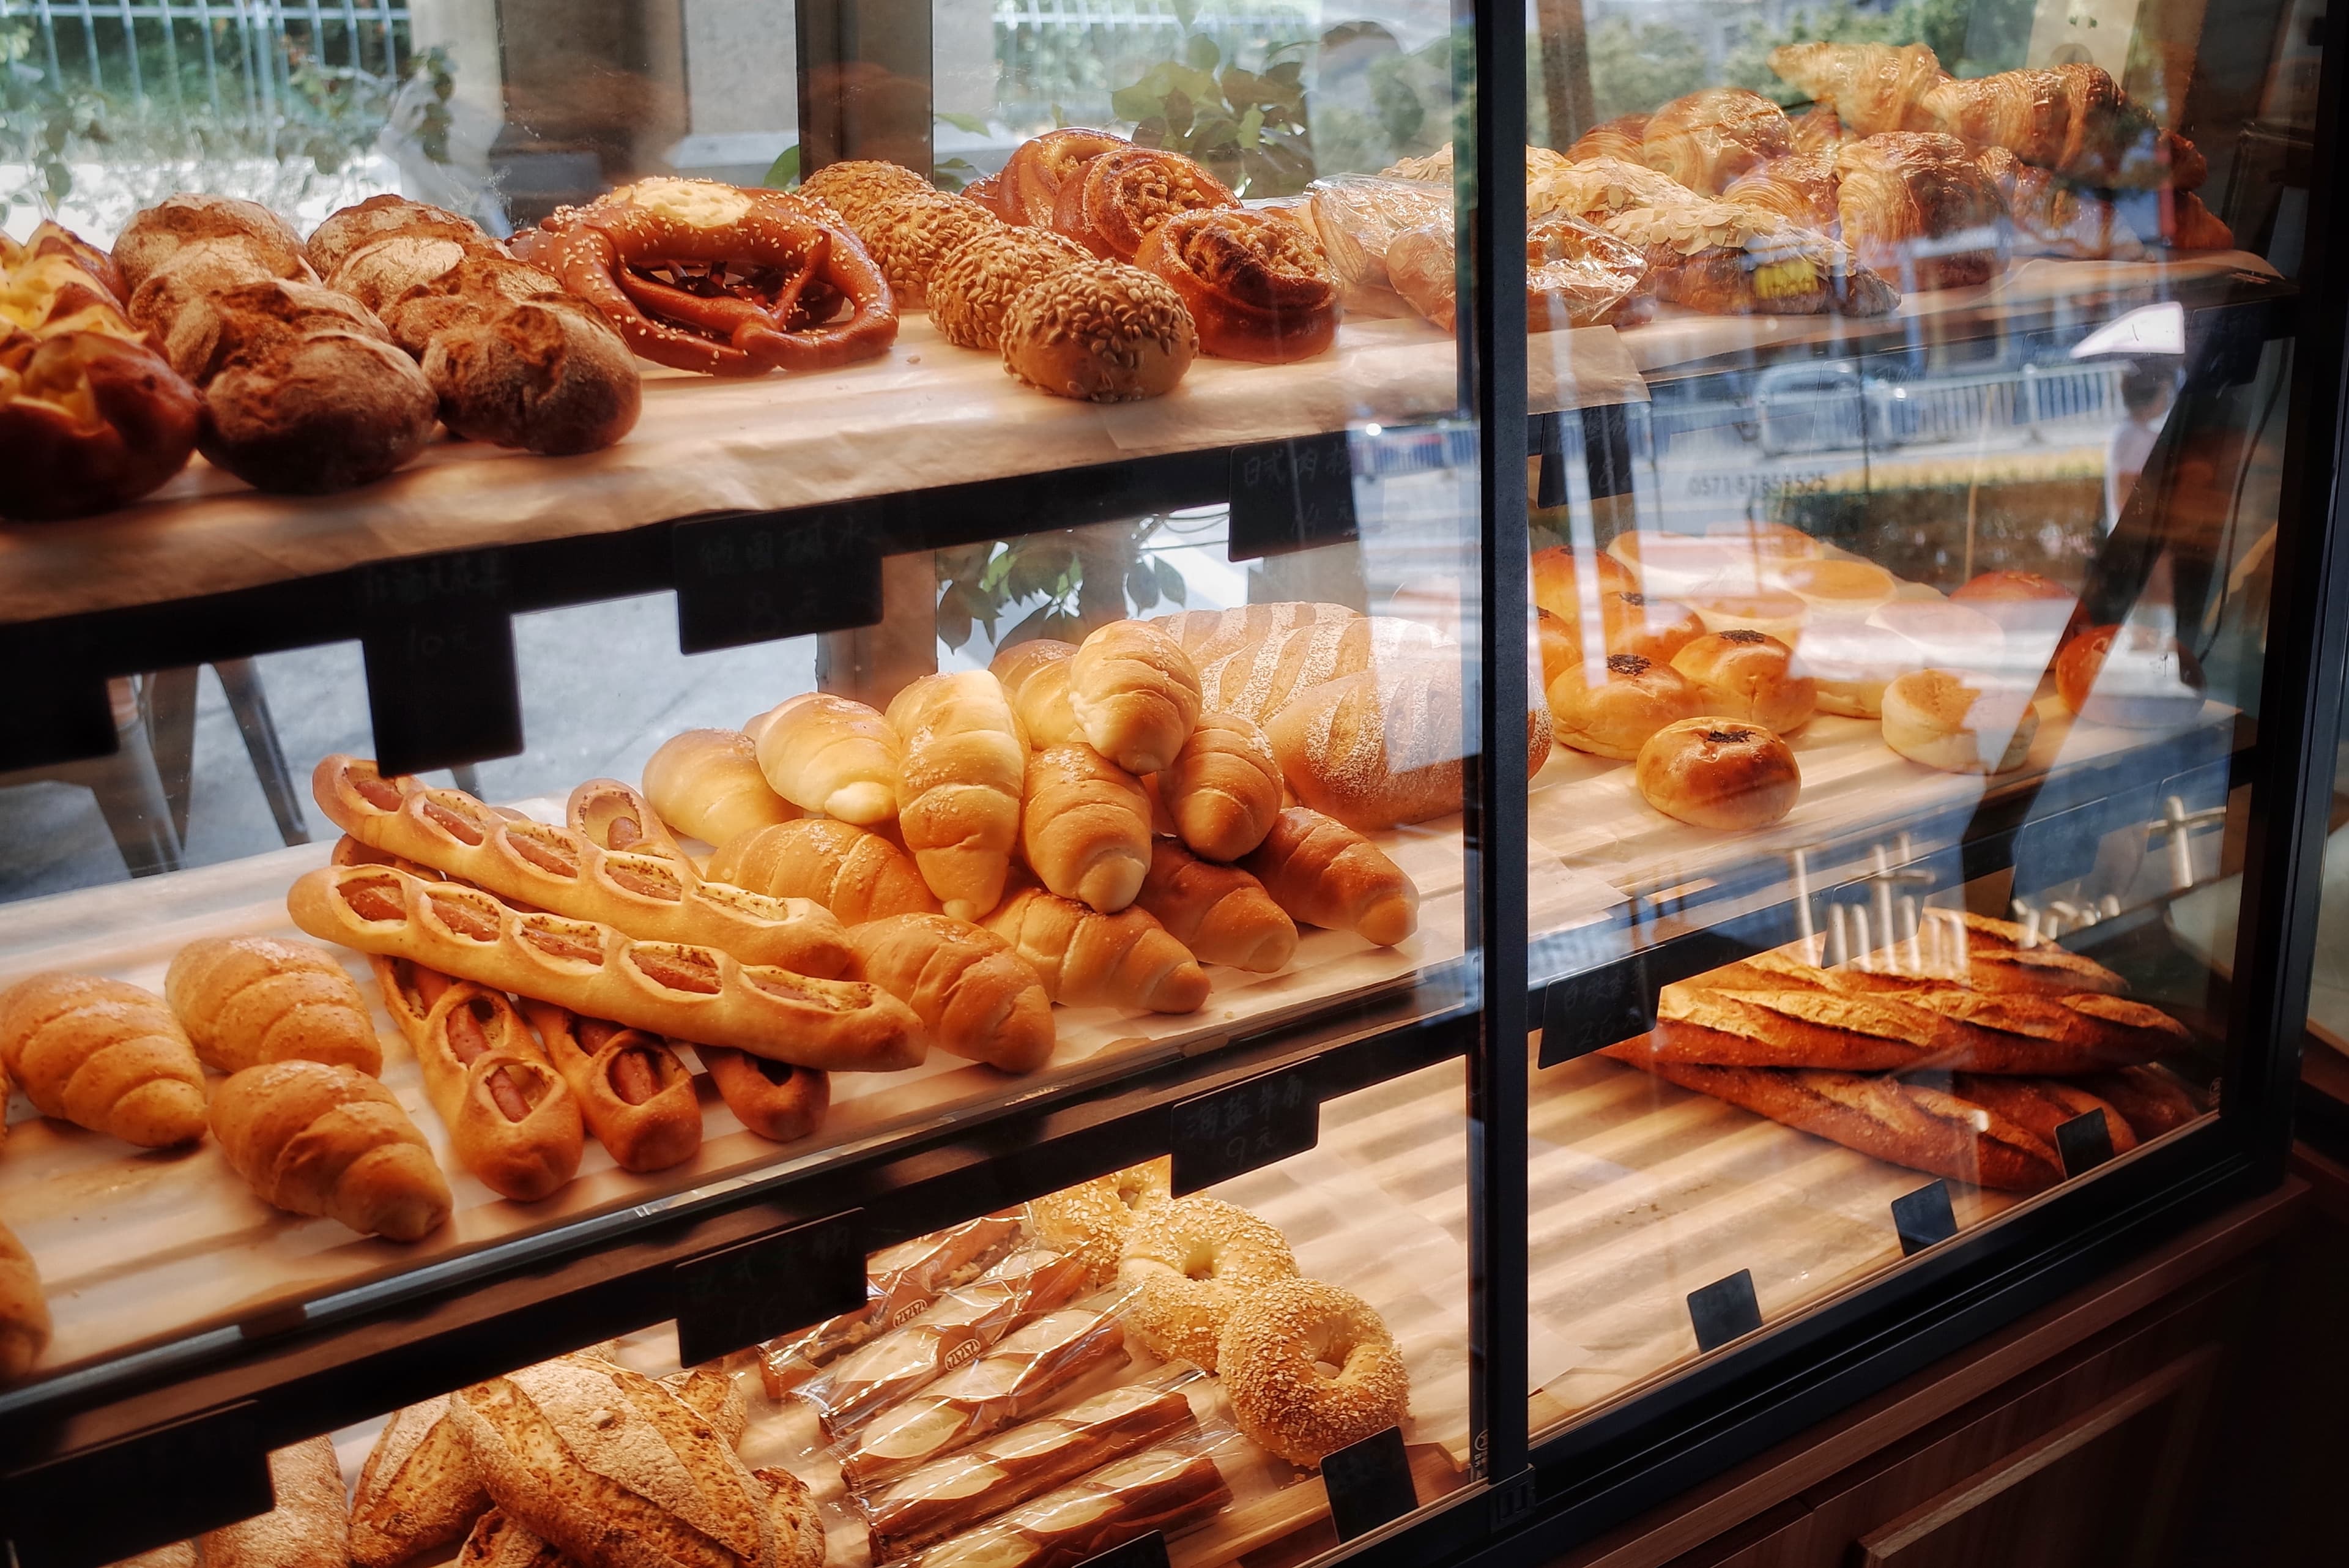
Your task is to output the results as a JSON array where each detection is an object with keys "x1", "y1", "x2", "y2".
[{"x1": 1, "y1": 0, "x2": 2343, "y2": 1562}]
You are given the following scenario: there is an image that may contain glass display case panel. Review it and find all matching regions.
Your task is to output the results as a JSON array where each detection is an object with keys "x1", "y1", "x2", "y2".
[
  {"x1": 1508, "y1": 0, "x2": 2313, "y2": 1438},
  {"x1": 255, "y1": 1074, "x2": 1474, "y2": 1568}
]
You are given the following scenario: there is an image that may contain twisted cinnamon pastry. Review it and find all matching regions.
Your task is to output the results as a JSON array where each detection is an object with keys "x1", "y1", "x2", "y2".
[
  {"x1": 1001, "y1": 128, "x2": 1131, "y2": 227},
  {"x1": 1137, "y1": 209, "x2": 1338, "y2": 363},
  {"x1": 1054, "y1": 149, "x2": 1239, "y2": 262}
]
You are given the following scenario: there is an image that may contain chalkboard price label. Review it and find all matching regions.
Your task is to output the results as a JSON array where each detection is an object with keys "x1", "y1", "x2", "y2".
[
  {"x1": 1169, "y1": 1066, "x2": 1318, "y2": 1194},
  {"x1": 1891, "y1": 1181, "x2": 1959, "y2": 1257},
  {"x1": 674, "y1": 1208, "x2": 866, "y2": 1367},
  {"x1": 357, "y1": 550, "x2": 521, "y2": 776},
  {"x1": 2, "y1": 1401, "x2": 271, "y2": 1568},
  {"x1": 1537, "y1": 964, "x2": 1653, "y2": 1067},
  {"x1": 2057, "y1": 1109, "x2": 2117, "y2": 1178},
  {"x1": 1071, "y1": 1529, "x2": 1170, "y2": 1568},
  {"x1": 1322, "y1": 1425, "x2": 1416, "y2": 1542},
  {"x1": 1687, "y1": 1269, "x2": 1763, "y2": 1353},
  {"x1": 1227, "y1": 433, "x2": 1356, "y2": 562},
  {"x1": 672, "y1": 512, "x2": 883, "y2": 653}
]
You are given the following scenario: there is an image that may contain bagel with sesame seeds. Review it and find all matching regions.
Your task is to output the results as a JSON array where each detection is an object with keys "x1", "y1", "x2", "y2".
[
  {"x1": 1216, "y1": 1279, "x2": 1409, "y2": 1466},
  {"x1": 1115, "y1": 1195, "x2": 1297, "y2": 1369}
]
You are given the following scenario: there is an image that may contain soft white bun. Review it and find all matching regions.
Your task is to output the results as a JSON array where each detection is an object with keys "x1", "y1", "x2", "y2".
[
  {"x1": 1687, "y1": 589, "x2": 1807, "y2": 642},
  {"x1": 1794, "y1": 619, "x2": 1914, "y2": 718},
  {"x1": 1771, "y1": 558, "x2": 1898, "y2": 618},
  {"x1": 1546, "y1": 652, "x2": 1702, "y2": 759},
  {"x1": 1670, "y1": 630, "x2": 1817, "y2": 734},
  {"x1": 1608, "y1": 531, "x2": 1764, "y2": 597},
  {"x1": 1880, "y1": 669, "x2": 2042, "y2": 773},
  {"x1": 1635, "y1": 718, "x2": 1802, "y2": 830}
]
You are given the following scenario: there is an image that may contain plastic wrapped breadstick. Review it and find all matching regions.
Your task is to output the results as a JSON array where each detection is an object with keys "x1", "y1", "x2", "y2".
[{"x1": 758, "y1": 1214, "x2": 1026, "y2": 1396}]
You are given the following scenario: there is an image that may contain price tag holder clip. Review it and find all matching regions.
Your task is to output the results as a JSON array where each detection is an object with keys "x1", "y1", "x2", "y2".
[
  {"x1": 1687, "y1": 1269, "x2": 1762, "y2": 1353},
  {"x1": 357, "y1": 551, "x2": 521, "y2": 776},
  {"x1": 2057, "y1": 1108, "x2": 2117, "y2": 1177},
  {"x1": 1226, "y1": 433, "x2": 1356, "y2": 562},
  {"x1": 1891, "y1": 1180, "x2": 1959, "y2": 1257},
  {"x1": 1322, "y1": 1425, "x2": 1416, "y2": 1542},
  {"x1": 672, "y1": 511, "x2": 883, "y2": 654}
]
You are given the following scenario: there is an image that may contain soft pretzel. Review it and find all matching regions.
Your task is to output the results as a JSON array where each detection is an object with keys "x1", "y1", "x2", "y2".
[
  {"x1": 314, "y1": 755, "x2": 852, "y2": 976},
  {"x1": 289, "y1": 862, "x2": 924, "y2": 1072},
  {"x1": 521, "y1": 178, "x2": 898, "y2": 376}
]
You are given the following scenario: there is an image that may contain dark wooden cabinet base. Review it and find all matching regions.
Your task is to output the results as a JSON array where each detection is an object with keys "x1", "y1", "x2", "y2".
[{"x1": 1526, "y1": 1171, "x2": 2347, "y2": 1568}]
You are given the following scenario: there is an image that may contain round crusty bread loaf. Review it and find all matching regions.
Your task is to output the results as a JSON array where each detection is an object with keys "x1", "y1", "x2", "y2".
[
  {"x1": 423, "y1": 294, "x2": 642, "y2": 455},
  {"x1": 115, "y1": 192, "x2": 308, "y2": 292},
  {"x1": 1634, "y1": 716, "x2": 1801, "y2": 830},
  {"x1": 199, "y1": 329, "x2": 439, "y2": 492},
  {"x1": 154, "y1": 277, "x2": 384, "y2": 385},
  {"x1": 1881, "y1": 668, "x2": 2041, "y2": 774},
  {"x1": 308, "y1": 193, "x2": 488, "y2": 276},
  {"x1": 127, "y1": 235, "x2": 313, "y2": 346}
]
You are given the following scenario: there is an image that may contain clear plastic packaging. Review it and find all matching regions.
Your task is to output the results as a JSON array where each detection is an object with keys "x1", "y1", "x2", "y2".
[{"x1": 757, "y1": 1214, "x2": 1028, "y2": 1397}]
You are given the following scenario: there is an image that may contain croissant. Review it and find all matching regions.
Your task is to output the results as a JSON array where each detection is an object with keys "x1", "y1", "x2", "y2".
[
  {"x1": 1020, "y1": 743, "x2": 1152, "y2": 913},
  {"x1": 1833, "y1": 132, "x2": 2008, "y2": 289},
  {"x1": 209, "y1": 1060, "x2": 454, "y2": 1239},
  {"x1": 990, "y1": 639, "x2": 1085, "y2": 749},
  {"x1": 1566, "y1": 113, "x2": 1647, "y2": 162},
  {"x1": 166, "y1": 935, "x2": 383, "y2": 1076},
  {"x1": 0, "y1": 972, "x2": 207, "y2": 1146},
  {"x1": 981, "y1": 882, "x2": 1210, "y2": 1013},
  {"x1": 752, "y1": 693, "x2": 904, "y2": 825},
  {"x1": 1640, "y1": 87, "x2": 1795, "y2": 195},
  {"x1": 1975, "y1": 146, "x2": 2140, "y2": 260},
  {"x1": 0, "y1": 1219, "x2": 48, "y2": 1383},
  {"x1": 641, "y1": 729, "x2": 798, "y2": 848},
  {"x1": 847, "y1": 913, "x2": 1055, "y2": 1072},
  {"x1": 1069, "y1": 619, "x2": 1203, "y2": 775},
  {"x1": 1135, "y1": 841, "x2": 1297, "y2": 973},
  {"x1": 888, "y1": 670, "x2": 1028, "y2": 920},
  {"x1": 1789, "y1": 103, "x2": 1848, "y2": 155},
  {"x1": 1723, "y1": 153, "x2": 1842, "y2": 233},
  {"x1": 1921, "y1": 64, "x2": 2202, "y2": 190},
  {"x1": 1157, "y1": 709, "x2": 1283, "y2": 861},
  {"x1": 1239, "y1": 808, "x2": 1417, "y2": 947},
  {"x1": 1767, "y1": 42, "x2": 1946, "y2": 137},
  {"x1": 1605, "y1": 202, "x2": 1898, "y2": 316},
  {"x1": 708, "y1": 818, "x2": 940, "y2": 923}
]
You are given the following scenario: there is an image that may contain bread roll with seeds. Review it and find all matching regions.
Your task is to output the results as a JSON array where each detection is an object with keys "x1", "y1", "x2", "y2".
[
  {"x1": 999, "y1": 259, "x2": 1197, "y2": 403},
  {"x1": 930, "y1": 227, "x2": 1090, "y2": 351},
  {"x1": 800, "y1": 160, "x2": 933, "y2": 228},
  {"x1": 1156, "y1": 710, "x2": 1282, "y2": 860},
  {"x1": 859, "y1": 191, "x2": 1000, "y2": 309}
]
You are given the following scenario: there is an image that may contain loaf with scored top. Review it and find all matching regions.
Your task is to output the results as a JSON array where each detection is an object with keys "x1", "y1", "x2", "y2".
[
  {"x1": 1149, "y1": 602, "x2": 1357, "y2": 666},
  {"x1": 351, "y1": 1399, "x2": 492, "y2": 1568},
  {"x1": 1267, "y1": 656, "x2": 1553, "y2": 830},
  {"x1": 199, "y1": 1438, "x2": 351, "y2": 1568},
  {"x1": 289, "y1": 861, "x2": 924, "y2": 1072}
]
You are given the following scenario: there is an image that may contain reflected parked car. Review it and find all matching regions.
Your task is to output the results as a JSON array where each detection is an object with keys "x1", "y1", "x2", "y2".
[{"x1": 1753, "y1": 361, "x2": 1912, "y2": 455}]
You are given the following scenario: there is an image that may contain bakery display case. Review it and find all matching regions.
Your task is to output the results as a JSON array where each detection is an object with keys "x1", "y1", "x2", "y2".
[{"x1": 1, "y1": 0, "x2": 2346, "y2": 1564}]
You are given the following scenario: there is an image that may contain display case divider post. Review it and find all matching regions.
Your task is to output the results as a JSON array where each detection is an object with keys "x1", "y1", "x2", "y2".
[
  {"x1": 2225, "y1": 0, "x2": 2349, "y2": 1185},
  {"x1": 1462, "y1": 0, "x2": 1531, "y2": 1492}
]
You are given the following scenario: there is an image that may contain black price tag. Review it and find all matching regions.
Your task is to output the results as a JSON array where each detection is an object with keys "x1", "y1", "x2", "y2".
[
  {"x1": 2, "y1": 1402, "x2": 270, "y2": 1568},
  {"x1": 671, "y1": 511, "x2": 882, "y2": 653},
  {"x1": 1891, "y1": 1180, "x2": 1959, "y2": 1257},
  {"x1": 1536, "y1": 964, "x2": 1653, "y2": 1067},
  {"x1": 0, "y1": 665, "x2": 114, "y2": 772},
  {"x1": 357, "y1": 551, "x2": 521, "y2": 777},
  {"x1": 2057, "y1": 1109, "x2": 2116, "y2": 1177},
  {"x1": 1687, "y1": 1269, "x2": 1762, "y2": 1353},
  {"x1": 1323, "y1": 1425, "x2": 1416, "y2": 1541},
  {"x1": 1072, "y1": 1530, "x2": 1170, "y2": 1568},
  {"x1": 1169, "y1": 1065, "x2": 1318, "y2": 1195},
  {"x1": 1226, "y1": 433, "x2": 1356, "y2": 562},
  {"x1": 673, "y1": 1208, "x2": 866, "y2": 1367}
]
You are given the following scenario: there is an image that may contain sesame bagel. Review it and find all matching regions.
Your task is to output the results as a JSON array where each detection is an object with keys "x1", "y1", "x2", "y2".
[
  {"x1": 1028, "y1": 1157, "x2": 1174, "y2": 1286},
  {"x1": 1115, "y1": 1195, "x2": 1297, "y2": 1369},
  {"x1": 1217, "y1": 1279, "x2": 1409, "y2": 1466}
]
